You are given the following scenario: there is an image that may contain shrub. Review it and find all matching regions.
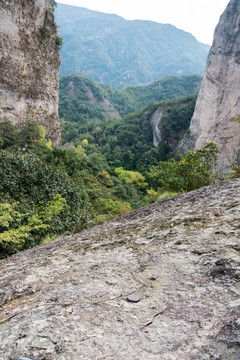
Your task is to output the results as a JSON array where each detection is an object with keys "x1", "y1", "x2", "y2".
[{"x1": 148, "y1": 142, "x2": 219, "y2": 193}]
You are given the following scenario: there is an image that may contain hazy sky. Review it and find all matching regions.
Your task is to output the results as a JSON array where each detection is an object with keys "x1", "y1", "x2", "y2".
[{"x1": 57, "y1": 0, "x2": 230, "y2": 45}]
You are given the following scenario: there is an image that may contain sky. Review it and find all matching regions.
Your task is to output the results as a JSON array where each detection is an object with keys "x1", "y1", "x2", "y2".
[{"x1": 57, "y1": 0, "x2": 230, "y2": 45}]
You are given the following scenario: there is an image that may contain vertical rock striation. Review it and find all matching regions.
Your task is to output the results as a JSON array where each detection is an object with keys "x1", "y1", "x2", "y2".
[
  {"x1": 150, "y1": 108, "x2": 163, "y2": 149},
  {"x1": 0, "y1": 0, "x2": 61, "y2": 145},
  {"x1": 186, "y1": 0, "x2": 240, "y2": 171}
]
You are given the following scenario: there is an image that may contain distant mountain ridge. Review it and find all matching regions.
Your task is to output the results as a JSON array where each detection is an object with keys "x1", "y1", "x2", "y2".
[{"x1": 55, "y1": 3, "x2": 210, "y2": 88}]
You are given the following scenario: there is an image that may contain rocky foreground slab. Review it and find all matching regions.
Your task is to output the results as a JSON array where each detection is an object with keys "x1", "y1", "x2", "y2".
[{"x1": 0, "y1": 179, "x2": 240, "y2": 359}]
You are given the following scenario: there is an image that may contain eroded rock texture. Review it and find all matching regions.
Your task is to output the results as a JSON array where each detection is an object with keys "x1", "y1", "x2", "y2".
[
  {"x1": 185, "y1": 0, "x2": 240, "y2": 171},
  {"x1": 0, "y1": 179, "x2": 240, "y2": 359},
  {"x1": 0, "y1": 0, "x2": 61, "y2": 145}
]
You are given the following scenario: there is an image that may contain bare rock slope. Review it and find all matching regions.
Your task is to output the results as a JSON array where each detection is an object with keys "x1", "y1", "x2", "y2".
[
  {"x1": 0, "y1": 179, "x2": 240, "y2": 359},
  {"x1": 184, "y1": 0, "x2": 240, "y2": 171},
  {"x1": 0, "y1": 0, "x2": 61, "y2": 145}
]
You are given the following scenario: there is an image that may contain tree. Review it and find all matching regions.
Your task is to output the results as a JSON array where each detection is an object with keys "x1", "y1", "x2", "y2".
[
  {"x1": 115, "y1": 167, "x2": 147, "y2": 189},
  {"x1": 148, "y1": 142, "x2": 219, "y2": 193}
]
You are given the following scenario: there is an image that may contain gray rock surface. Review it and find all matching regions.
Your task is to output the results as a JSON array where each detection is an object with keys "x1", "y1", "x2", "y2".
[
  {"x1": 150, "y1": 108, "x2": 163, "y2": 149},
  {"x1": 0, "y1": 0, "x2": 61, "y2": 145},
  {"x1": 0, "y1": 179, "x2": 240, "y2": 359},
  {"x1": 184, "y1": 0, "x2": 240, "y2": 171}
]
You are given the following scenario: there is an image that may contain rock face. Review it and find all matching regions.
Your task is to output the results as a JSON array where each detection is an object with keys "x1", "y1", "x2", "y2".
[
  {"x1": 150, "y1": 108, "x2": 163, "y2": 149},
  {"x1": 0, "y1": 0, "x2": 61, "y2": 145},
  {"x1": 185, "y1": 0, "x2": 240, "y2": 171},
  {"x1": 0, "y1": 179, "x2": 240, "y2": 359}
]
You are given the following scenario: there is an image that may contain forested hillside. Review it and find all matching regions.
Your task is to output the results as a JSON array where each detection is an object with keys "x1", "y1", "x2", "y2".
[
  {"x1": 0, "y1": 121, "x2": 146, "y2": 257},
  {"x1": 61, "y1": 94, "x2": 197, "y2": 171},
  {"x1": 59, "y1": 73, "x2": 202, "y2": 122},
  {"x1": 0, "y1": 118, "x2": 220, "y2": 258},
  {"x1": 1, "y1": 73, "x2": 221, "y2": 257},
  {"x1": 55, "y1": 3, "x2": 209, "y2": 88}
]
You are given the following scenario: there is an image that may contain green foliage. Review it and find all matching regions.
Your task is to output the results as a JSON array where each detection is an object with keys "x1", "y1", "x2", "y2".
[
  {"x1": 0, "y1": 195, "x2": 66, "y2": 256},
  {"x1": 96, "y1": 170, "x2": 114, "y2": 187},
  {"x1": 0, "y1": 120, "x2": 148, "y2": 256},
  {"x1": 56, "y1": 35, "x2": 63, "y2": 51},
  {"x1": 0, "y1": 149, "x2": 91, "y2": 235},
  {"x1": 148, "y1": 142, "x2": 219, "y2": 193},
  {"x1": 0, "y1": 120, "x2": 19, "y2": 149},
  {"x1": 93, "y1": 197, "x2": 131, "y2": 219},
  {"x1": 59, "y1": 73, "x2": 201, "y2": 123},
  {"x1": 59, "y1": 74, "x2": 198, "y2": 172},
  {"x1": 115, "y1": 167, "x2": 147, "y2": 189},
  {"x1": 227, "y1": 157, "x2": 240, "y2": 179},
  {"x1": 51, "y1": 0, "x2": 57, "y2": 9},
  {"x1": 144, "y1": 189, "x2": 178, "y2": 204},
  {"x1": 233, "y1": 114, "x2": 240, "y2": 121},
  {"x1": 61, "y1": 90, "x2": 196, "y2": 172}
]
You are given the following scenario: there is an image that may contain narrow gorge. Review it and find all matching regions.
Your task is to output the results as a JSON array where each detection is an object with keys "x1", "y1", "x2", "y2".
[{"x1": 0, "y1": 1, "x2": 240, "y2": 359}]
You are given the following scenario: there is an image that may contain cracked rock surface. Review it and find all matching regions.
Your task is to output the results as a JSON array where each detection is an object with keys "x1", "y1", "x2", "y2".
[{"x1": 0, "y1": 179, "x2": 240, "y2": 359}]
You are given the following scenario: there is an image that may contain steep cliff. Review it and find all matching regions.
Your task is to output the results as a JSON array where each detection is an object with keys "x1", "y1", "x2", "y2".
[
  {"x1": 0, "y1": 179, "x2": 239, "y2": 359},
  {"x1": 184, "y1": 0, "x2": 240, "y2": 171},
  {"x1": 0, "y1": 0, "x2": 61, "y2": 145}
]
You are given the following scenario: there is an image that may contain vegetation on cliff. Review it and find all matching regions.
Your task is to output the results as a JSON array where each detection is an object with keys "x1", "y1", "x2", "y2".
[
  {"x1": 0, "y1": 121, "x2": 146, "y2": 257},
  {"x1": 61, "y1": 94, "x2": 197, "y2": 172},
  {"x1": 0, "y1": 119, "x2": 219, "y2": 257},
  {"x1": 59, "y1": 74, "x2": 199, "y2": 172}
]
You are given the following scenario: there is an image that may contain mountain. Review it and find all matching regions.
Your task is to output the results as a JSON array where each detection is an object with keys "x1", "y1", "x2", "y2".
[
  {"x1": 182, "y1": 0, "x2": 240, "y2": 172},
  {"x1": 59, "y1": 74, "x2": 199, "y2": 171},
  {"x1": 1, "y1": 178, "x2": 240, "y2": 359},
  {"x1": 55, "y1": 3, "x2": 210, "y2": 88},
  {"x1": 59, "y1": 75, "x2": 197, "y2": 172},
  {"x1": 0, "y1": 0, "x2": 61, "y2": 145},
  {"x1": 59, "y1": 73, "x2": 201, "y2": 121}
]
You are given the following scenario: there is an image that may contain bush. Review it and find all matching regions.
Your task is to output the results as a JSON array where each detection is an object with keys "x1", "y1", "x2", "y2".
[
  {"x1": 0, "y1": 150, "x2": 91, "y2": 256},
  {"x1": 0, "y1": 195, "x2": 66, "y2": 256},
  {"x1": 148, "y1": 142, "x2": 219, "y2": 193}
]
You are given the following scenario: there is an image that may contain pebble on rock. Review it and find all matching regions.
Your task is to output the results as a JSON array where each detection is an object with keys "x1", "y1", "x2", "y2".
[
  {"x1": 15, "y1": 357, "x2": 40, "y2": 360},
  {"x1": 127, "y1": 294, "x2": 142, "y2": 303}
]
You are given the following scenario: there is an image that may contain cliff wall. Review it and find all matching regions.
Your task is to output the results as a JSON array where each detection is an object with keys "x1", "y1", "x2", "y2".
[
  {"x1": 185, "y1": 0, "x2": 240, "y2": 171},
  {"x1": 0, "y1": 0, "x2": 61, "y2": 145}
]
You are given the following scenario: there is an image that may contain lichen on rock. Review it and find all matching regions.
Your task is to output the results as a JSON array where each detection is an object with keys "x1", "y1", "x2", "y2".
[{"x1": 0, "y1": 179, "x2": 240, "y2": 359}]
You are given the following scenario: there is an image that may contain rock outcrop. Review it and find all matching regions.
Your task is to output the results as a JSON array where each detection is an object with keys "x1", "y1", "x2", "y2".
[
  {"x1": 0, "y1": 0, "x2": 61, "y2": 145},
  {"x1": 184, "y1": 0, "x2": 240, "y2": 171},
  {"x1": 0, "y1": 179, "x2": 240, "y2": 359},
  {"x1": 150, "y1": 108, "x2": 163, "y2": 149}
]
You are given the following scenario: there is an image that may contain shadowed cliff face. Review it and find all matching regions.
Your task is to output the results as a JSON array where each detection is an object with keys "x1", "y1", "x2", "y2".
[
  {"x1": 0, "y1": 0, "x2": 61, "y2": 145},
  {"x1": 185, "y1": 0, "x2": 240, "y2": 171},
  {"x1": 0, "y1": 179, "x2": 240, "y2": 359}
]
